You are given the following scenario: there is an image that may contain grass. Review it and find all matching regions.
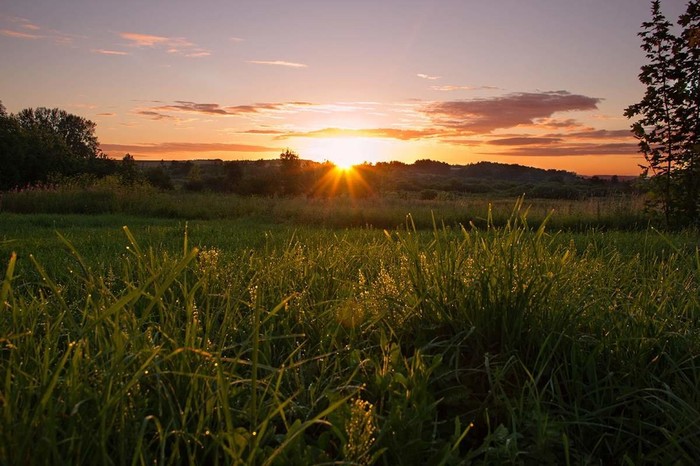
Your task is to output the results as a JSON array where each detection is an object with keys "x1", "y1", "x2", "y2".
[
  {"x1": 0, "y1": 181, "x2": 650, "y2": 230},
  {"x1": 0, "y1": 201, "x2": 698, "y2": 464}
]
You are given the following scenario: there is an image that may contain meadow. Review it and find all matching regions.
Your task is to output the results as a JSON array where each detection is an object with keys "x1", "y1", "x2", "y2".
[{"x1": 1, "y1": 193, "x2": 699, "y2": 464}]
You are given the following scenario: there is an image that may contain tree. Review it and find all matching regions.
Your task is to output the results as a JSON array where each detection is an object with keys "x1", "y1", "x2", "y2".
[
  {"x1": 145, "y1": 164, "x2": 174, "y2": 190},
  {"x1": 279, "y1": 149, "x2": 302, "y2": 195},
  {"x1": 118, "y1": 153, "x2": 140, "y2": 185},
  {"x1": 15, "y1": 107, "x2": 101, "y2": 161},
  {"x1": 184, "y1": 163, "x2": 204, "y2": 191},
  {"x1": 625, "y1": 0, "x2": 700, "y2": 226},
  {"x1": 0, "y1": 100, "x2": 6, "y2": 116},
  {"x1": 676, "y1": 1, "x2": 700, "y2": 222},
  {"x1": 0, "y1": 109, "x2": 74, "y2": 189}
]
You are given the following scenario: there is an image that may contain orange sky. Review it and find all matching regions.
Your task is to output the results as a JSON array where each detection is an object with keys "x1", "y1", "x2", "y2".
[{"x1": 0, "y1": 1, "x2": 688, "y2": 175}]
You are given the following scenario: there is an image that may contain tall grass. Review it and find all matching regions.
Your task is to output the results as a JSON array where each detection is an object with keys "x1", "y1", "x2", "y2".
[
  {"x1": 1, "y1": 203, "x2": 698, "y2": 464},
  {"x1": 0, "y1": 181, "x2": 649, "y2": 230}
]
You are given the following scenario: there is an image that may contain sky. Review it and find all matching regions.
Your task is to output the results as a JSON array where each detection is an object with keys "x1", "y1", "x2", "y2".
[{"x1": 0, "y1": 0, "x2": 690, "y2": 175}]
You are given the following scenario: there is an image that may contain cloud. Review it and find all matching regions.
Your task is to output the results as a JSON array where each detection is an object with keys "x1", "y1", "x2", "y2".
[
  {"x1": 242, "y1": 129, "x2": 287, "y2": 134},
  {"x1": 564, "y1": 129, "x2": 632, "y2": 139},
  {"x1": 0, "y1": 29, "x2": 42, "y2": 39},
  {"x1": 146, "y1": 100, "x2": 315, "y2": 117},
  {"x1": 93, "y1": 48, "x2": 129, "y2": 56},
  {"x1": 417, "y1": 73, "x2": 440, "y2": 80},
  {"x1": 487, "y1": 137, "x2": 563, "y2": 146},
  {"x1": 96, "y1": 112, "x2": 116, "y2": 117},
  {"x1": 100, "y1": 142, "x2": 280, "y2": 156},
  {"x1": 136, "y1": 110, "x2": 178, "y2": 120},
  {"x1": 488, "y1": 142, "x2": 639, "y2": 157},
  {"x1": 278, "y1": 127, "x2": 441, "y2": 141},
  {"x1": 0, "y1": 16, "x2": 43, "y2": 39},
  {"x1": 422, "y1": 91, "x2": 601, "y2": 134},
  {"x1": 478, "y1": 126, "x2": 637, "y2": 157},
  {"x1": 120, "y1": 32, "x2": 170, "y2": 47},
  {"x1": 119, "y1": 32, "x2": 210, "y2": 57},
  {"x1": 531, "y1": 118, "x2": 583, "y2": 130},
  {"x1": 248, "y1": 60, "x2": 308, "y2": 68},
  {"x1": 230, "y1": 36, "x2": 244, "y2": 42},
  {"x1": 430, "y1": 85, "x2": 501, "y2": 91},
  {"x1": 0, "y1": 16, "x2": 81, "y2": 45},
  {"x1": 185, "y1": 51, "x2": 210, "y2": 57}
]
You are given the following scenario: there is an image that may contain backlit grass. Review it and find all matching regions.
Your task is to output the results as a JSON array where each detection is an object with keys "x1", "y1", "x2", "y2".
[{"x1": 1, "y1": 203, "x2": 698, "y2": 464}]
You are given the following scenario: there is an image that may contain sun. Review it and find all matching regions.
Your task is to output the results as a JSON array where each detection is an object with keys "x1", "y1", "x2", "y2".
[{"x1": 304, "y1": 137, "x2": 380, "y2": 169}]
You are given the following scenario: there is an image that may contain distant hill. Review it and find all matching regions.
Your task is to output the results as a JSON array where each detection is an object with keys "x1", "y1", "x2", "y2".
[{"x1": 458, "y1": 162, "x2": 579, "y2": 183}]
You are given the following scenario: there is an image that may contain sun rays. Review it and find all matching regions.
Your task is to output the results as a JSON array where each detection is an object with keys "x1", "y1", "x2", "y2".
[{"x1": 309, "y1": 163, "x2": 374, "y2": 199}]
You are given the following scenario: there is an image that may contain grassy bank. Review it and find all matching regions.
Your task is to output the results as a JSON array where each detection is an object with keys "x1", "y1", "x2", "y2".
[{"x1": 1, "y1": 205, "x2": 698, "y2": 464}]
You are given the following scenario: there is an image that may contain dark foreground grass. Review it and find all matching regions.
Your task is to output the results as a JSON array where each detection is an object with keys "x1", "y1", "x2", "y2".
[{"x1": 1, "y1": 205, "x2": 699, "y2": 464}]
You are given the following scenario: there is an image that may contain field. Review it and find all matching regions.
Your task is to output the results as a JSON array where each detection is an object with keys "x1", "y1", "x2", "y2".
[{"x1": 1, "y1": 193, "x2": 699, "y2": 465}]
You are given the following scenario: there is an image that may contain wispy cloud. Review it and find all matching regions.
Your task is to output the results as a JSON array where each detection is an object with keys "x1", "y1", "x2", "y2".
[
  {"x1": 482, "y1": 127, "x2": 636, "y2": 157},
  {"x1": 143, "y1": 100, "x2": 315, "y2": 117},
  {"x1": 562, "y1": 129, "x2": 632, "y2": 139},
  {"x1": 417, "y1": 73, "x2": 440, "y2": 80},
  {"x1": 136, "y1": 110, "x2": 178, "y2": 120},
  {"x1": 530, "y1": 118, "x2": 583, "y2": 130},
  {"x1": 230, "y1": 36, "x2": 244, "y2": 42},
  {"x1": 278, "y1": 127, "x2": 441, "y2": 141},
  {"x1": 96, "y1": 112, "x2": 116, "y2": 117},
  {"x1": 242, "y1": 129, "x2": 287, "y2": 135},
  {"x1": 0, "y1": 16, "x2": 42, "y2": 38},
  {"x1": 120, "y1": 32, "x2": 169, "y2": 47},
  {"x1": 93, "y1": 48, "x2": 129, "y2": 56},
  {"x1": 248, "y1": 60, "x2": 308, "y2": 68},
  {"x1": 430, "y1": 85, "x2": 501, "y2": 92},
  {"x1": 487, "y1": 142, "x2": 638, "y2": 157},
  {"x1": 119, "y1": 32, "x2": 210, "y2": 57},
  {"x1": 487, "y1": 137, "x2": 563, "y2": 146},
  {"x1": 0, "y1": 16, "x2": 82, "y2": 45},
  {"x1": 0, "y1": 29, "x2": 42, "y2": 39},
  {"x1": 423, "y1": 91, "x2": 601, "y2": 134},
  {"x1": 100, "y1": 142, "x2": 280, "y2": 157}
]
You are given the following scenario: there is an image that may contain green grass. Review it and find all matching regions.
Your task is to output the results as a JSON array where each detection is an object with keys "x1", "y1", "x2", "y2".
[
  {"x1": 1, "y1": 202, "x2": 698, "y2": 464},
  {"x1": 0, "y1": 181, "x2": 650, "y2": 230}
]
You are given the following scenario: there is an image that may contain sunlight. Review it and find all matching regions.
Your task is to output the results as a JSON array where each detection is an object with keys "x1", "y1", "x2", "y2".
[{"x1": 304, "y1": 137, "x2": 382, "y2": 168}]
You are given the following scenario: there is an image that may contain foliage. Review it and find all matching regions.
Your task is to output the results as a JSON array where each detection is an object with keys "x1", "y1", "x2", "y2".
[
  {"x1": 0, "y1": 105, "x2": 115, "y2": 190},
  {"x1": 0, "y1": 208, "x2": 698, "y2": 464},
  {"x1": 15, "y1": 107, "x2": 101, "y2": 160},
  {"x1": 118, "y1": 153, "x2": 141, "y2": 186},
  {"x1": 144, "y1": 164, "x2": 174, "y2": 190},
  {"x1": 625, "y1": 0, "x2": 700, "y2": 226},
  {"x1": 279, "y1": 149, "x2": 303, "y2": 195}
]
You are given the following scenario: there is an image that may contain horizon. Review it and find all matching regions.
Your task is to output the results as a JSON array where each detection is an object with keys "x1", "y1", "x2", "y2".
[
  {"x1": 128, "y1": 156, "x2": 640, "y2": 179},
  {"x1": 0, "y1": 0, "x2": 689, "y2": 176}
]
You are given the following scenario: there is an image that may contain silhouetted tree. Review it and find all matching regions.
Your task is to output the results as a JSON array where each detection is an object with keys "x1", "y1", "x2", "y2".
[
  {"x1": 625, "y1": 0, "x2": 700, "y2": 225},
  {"x1": 16, "y1": 107, "x2": 101, "y2": 161},
  {"x1": 184, "y1": 164, "x2": 204, "y2": 191},
  {"x1": 0, "y1": 109, "x2": 74, "y2": 189},
  {"x1": 279, "y1": 149, "x2": 302, "y2": 195},
  {"x1": 119, "y1": 154, "x2": 140, "y2": 185},
  {"x1": 145, "y1": 164, "x2": 174, "y2": 190}
]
